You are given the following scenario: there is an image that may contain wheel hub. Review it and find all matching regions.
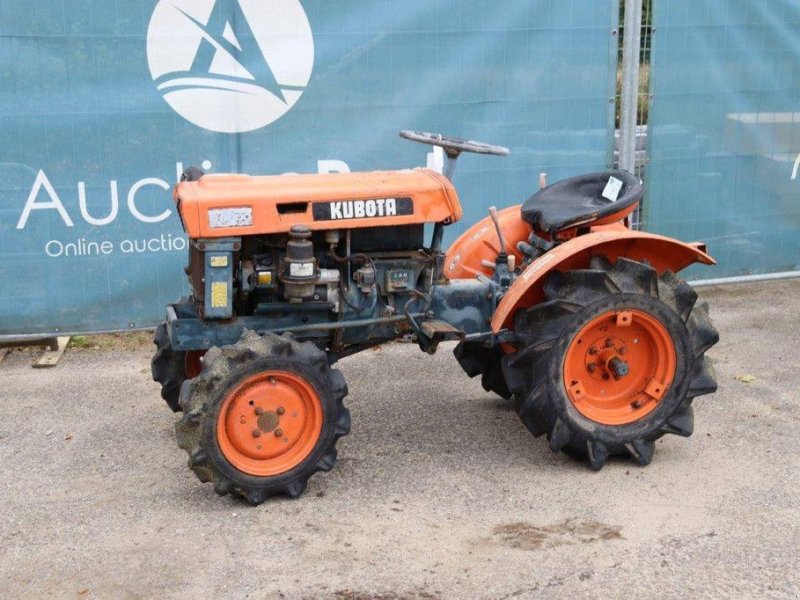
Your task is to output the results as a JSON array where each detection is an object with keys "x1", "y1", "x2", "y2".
[
  {"x1": 256, "y1": 411, "x2": 280, "y2": 433},
  {"x1": 563, "y1": 309, "x2": 676, "y2": 425},
  {"x1": 607, "y1": 356, "x2": 629, "y2": 378},
  {"x1": 216, "y1": 370, "x2": 323, "y2": 476}
]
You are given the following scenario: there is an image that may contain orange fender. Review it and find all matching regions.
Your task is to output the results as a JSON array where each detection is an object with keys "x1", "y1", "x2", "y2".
[
  {"x1": 491, "y1": 227, "x2": 715, "y2": 333},
  {"x1": 444, "y1": 205, "x2": 531, "y2": 279}
]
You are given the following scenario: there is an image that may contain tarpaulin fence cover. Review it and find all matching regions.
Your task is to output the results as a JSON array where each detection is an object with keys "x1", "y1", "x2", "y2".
[
  {"x1": 645, "y1": 0, "x2": 800, "y2": 278},
  {"x1": 0, "y1": 0, "x2": 618, "y2": 335}
]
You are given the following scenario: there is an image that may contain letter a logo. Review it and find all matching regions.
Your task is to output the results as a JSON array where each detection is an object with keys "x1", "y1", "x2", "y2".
[{"x1": 147, "y1": 0, "x2": 314, "y2": 133}]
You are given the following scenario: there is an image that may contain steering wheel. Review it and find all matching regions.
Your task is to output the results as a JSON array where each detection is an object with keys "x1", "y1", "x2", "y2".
[{"x1": 399, "y1": 130, "x2": 510, "y2": 157}]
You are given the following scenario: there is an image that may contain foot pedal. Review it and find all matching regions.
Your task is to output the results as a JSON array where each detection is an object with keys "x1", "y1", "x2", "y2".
[{"x1": 420, "y1": 320, "x2": 464, "y2": 342}]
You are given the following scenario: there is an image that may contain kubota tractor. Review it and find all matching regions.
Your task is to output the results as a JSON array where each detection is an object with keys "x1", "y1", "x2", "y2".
[{"x1": 152, "y1": 131, "x2": 719, "y2": 505}]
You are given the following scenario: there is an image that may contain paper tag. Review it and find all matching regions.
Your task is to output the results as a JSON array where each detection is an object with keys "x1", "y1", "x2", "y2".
[{"x1": 602, "y1": 176, "x2": 623, "y2": 202}]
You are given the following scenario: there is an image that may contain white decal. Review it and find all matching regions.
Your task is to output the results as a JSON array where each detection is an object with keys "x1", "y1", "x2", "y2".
[
  {"x1": 328, "y1": 199, "x2": 399, "y2": 220},
  {"x1": 17, "y1": 170, "x2": 74, "y2": 229},
  {"x1": 127, "y1": 178, "x2": 172, "y2": 223},
  {"x1": 317, "y1": 160, "x2": 351, "y2": 174},
  {"x1": 426, "y1": 145, "x2": 445, "y2": 174},
  {"x1": 78, "y1": 181, "x2": 119, "y2": 226},
  {"x1": 289, "y1": 262, "x2": 314, "y2": 277},
  {"x1": 471, "y1": 226, "x2": 488, "y2": 241},
  {"x1": 147, "y1": 0, "x2": 314, "y2": 133},
  {"x1": 209, "y1": 207, "x2": 254, "y2": 228},
  {"x1": 43, "y1": 235, "x2": 186, "y2": 259},
  {"x1": 521, "y1": 253, "x2": 557, "y2": 282},
  {"x1": 17, "y1": 160, "x2": 352, "y2": 232}
]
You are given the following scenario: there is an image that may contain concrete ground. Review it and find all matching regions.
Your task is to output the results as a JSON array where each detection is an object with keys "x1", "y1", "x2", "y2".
[{"x1": 0, "y1": 280, "x2": 798, "y2": 599}]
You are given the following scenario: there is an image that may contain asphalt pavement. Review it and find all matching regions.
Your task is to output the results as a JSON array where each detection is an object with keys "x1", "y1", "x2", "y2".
[{"x1": 0, "y1": 280, "x2": 798, "y2": 598}]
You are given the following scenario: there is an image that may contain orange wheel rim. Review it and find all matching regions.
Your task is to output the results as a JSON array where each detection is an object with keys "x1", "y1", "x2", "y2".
[
  {"x1": 216, "y1": 371, "x2": 323, "y2": 477},
  {"x1": 184, "y1": 350, "x2": 206, "y2": 379},
  {"x1": 563, "y1": 309, "x2": 676, "y2": 425}
]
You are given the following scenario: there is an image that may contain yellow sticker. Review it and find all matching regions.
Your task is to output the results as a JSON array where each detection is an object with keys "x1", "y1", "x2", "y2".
[
  {"x1": 257, "y1": 271, "x2": 273, "y2": 286},
  {"x1": 209, "y1": 255, "x2": 228, "y2": 268},
  {"x1": 211, "y1": 282, "x2": 228, "y2": 308}
]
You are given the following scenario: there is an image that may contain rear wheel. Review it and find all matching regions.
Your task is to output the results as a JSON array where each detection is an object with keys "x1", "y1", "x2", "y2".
[
  {"x1": 502, "y1": 257, "x2": 718, "y2": 470},
  {"x1": 453, "y1": 341, "x2": 512, "y2": 399},
  {"x1": 151, "y1": 322, "x2": 206, "y2": 412},
  {"x1": 175, "y1": 331, "x2": 350, "y2": 504}
]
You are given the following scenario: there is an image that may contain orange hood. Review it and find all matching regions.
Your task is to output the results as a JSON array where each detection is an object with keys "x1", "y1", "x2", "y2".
[{"x1": 175, "y1": 168, "x2": 462, "y2": 238}]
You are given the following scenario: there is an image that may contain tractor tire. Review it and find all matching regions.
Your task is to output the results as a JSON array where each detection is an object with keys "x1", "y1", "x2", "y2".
[
  {"x1": 151, "y1": 322, "x2": 205, "y2": 412},
  {"x1": 175, "y1": 330, "x2": 350, "y2": 504},
  {"x1": 453, "y1": 341, "x2": 512, "y2": 399},
  {"x1": 502, "y1": 257, "x2": 718, "y2": 470}
]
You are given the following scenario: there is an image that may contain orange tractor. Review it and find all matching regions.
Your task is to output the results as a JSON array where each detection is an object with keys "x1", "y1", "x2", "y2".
[{"x1": 152, "y1": 131, "x2": 718, "y2": 504}]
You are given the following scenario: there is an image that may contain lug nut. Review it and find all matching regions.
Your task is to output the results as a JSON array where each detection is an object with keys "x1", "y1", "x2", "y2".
[
  {"x1": 274, "y1": 428, "x2": 284, "y2": 438},
  {"x1": 277, "y1": 406, "x2": 285, "y2": 415},
  {"x1": 605, "y1": 338, "x2": 614, "y2": 348},
  {"x1": 587, "y1": 363, "x2": 596, "y2": 373},
  {"x1": 251, "y1": 429, "x2": 262, "y2": 438},
  {"x1": 254, "y1": 407, "x2": 264, "y2": 415},
  {"x1": 588, "y1": 347, "x2": 598, "y2": 355}
]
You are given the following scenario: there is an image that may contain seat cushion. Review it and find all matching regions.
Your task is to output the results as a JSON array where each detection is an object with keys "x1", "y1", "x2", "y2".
[{"x1": 521, "y1": 170, "x2": 643, "y2": 234}]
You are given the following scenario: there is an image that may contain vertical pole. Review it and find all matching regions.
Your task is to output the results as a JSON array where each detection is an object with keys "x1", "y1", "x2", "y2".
[{"x1": 619, "y1": 0, "x2": 643, "y2": 173}]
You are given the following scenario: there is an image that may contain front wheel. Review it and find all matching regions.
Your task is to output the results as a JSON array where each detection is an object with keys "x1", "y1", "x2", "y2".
[
  {"x1": 502, "y1": 257, "x2": 718, "y2": 470},
  {"x1": 175, "y1": 331, "x2": 350, "y2": 504},
  {"x1": 151, "y1": 321, "x2": 205, "y2": 412},
  {"x1": 453, "y1": 341, "x2": 512, "y2": 399}
]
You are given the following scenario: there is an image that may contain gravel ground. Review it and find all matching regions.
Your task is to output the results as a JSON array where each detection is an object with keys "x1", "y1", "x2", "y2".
[{"x1": 0, "y1": 280, "x2": 798, "y2": 599}]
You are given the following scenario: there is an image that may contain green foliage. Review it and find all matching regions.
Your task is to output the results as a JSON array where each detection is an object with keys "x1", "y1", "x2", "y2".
[{"x1": 68, "y1": 336, "x2": 92, "y2": 348}]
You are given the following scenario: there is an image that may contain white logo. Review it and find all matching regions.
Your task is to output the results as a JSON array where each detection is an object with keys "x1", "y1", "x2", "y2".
[
  {"x1": 329, "y1": 199, "x2": 398, "y2": 220},
  {"x1": 146, "y1": 0, "x2": 314, "y2": 133}
]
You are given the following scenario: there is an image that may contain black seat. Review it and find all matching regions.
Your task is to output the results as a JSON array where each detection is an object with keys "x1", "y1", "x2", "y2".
[{"x1": 520, "y1": 170, "x2": 643, "y2": 235}]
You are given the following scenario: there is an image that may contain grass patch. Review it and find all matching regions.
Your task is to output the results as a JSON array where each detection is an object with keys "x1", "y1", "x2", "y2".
[
  {"x1": 66, "y1": 331, "x2": 154, "y2": 351},
  {"x1": 68, "y1": 336, "x2": 93, "y2": 348}
]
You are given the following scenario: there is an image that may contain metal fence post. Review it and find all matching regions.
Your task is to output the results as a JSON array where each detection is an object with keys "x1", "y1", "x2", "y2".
[{"x1": 619, "y1": 0, "x2": 643, "y2": 173}]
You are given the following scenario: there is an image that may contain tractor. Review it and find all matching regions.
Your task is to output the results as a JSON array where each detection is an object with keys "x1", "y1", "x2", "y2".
[{"x1": 152, "y1": 131, "x2": 719, "y2": 505}]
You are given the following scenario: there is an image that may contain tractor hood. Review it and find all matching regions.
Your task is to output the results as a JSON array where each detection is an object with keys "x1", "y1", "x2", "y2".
[{"x1": 175, "y1": 169, "x2": 462, "y2": 238}]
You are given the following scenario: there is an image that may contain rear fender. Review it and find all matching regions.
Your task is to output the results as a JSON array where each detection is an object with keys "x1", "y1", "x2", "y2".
[
  {"x1": 491, "y1": 228, "x2": 715, "y2": 332},
  {"x1": 444, "y1": 205, "x2": 531, "y2": 279}
]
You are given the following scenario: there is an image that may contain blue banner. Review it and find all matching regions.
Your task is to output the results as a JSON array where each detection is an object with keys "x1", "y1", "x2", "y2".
[
  {"x1": 646, "y1": 0, "x2": 800, "y2": 278},
  {"x1": 0, "y1": 0, "x2": 618, "y2": 334}
]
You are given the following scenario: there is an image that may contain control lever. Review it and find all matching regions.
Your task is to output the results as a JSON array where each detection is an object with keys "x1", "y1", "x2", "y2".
[
  {"x1": 488, "y1": 206, "x2": 508, "y2": 261},
  {"x1": 482, "y1": 255, "x2": 516, "y2": 271}
]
